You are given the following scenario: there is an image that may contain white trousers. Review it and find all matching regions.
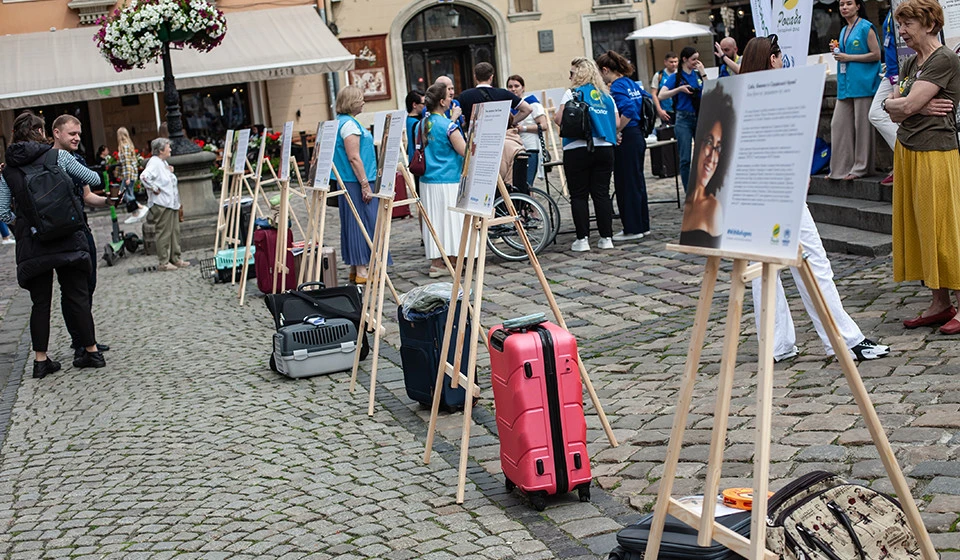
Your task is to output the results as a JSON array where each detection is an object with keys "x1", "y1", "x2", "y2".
[
  {"x1": 869, "y1": 77, "x2": 898, "y2": 151},
  {"x1": 751, "y1": 205, "x2": 864, "y2": 356}
]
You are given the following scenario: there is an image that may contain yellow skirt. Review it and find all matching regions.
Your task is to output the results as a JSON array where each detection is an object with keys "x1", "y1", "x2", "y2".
[{"x1": 893, "y1": 142, "x2": 960, "y2": 290}]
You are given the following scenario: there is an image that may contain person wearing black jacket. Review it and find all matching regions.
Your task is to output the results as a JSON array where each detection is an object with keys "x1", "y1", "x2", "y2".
[{"x1": 0, "y1": 112, "x2": 107, "y2": 378}]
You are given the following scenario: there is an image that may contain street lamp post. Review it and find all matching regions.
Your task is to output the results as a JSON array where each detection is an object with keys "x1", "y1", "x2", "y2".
[{"x1": 161, "y1": 41, "x2": 201, "y2": 156}]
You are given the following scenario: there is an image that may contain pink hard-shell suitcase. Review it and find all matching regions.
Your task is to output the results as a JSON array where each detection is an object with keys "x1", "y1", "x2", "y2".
[{"x1": 488, "y1": 319, "x2": 592, "y2": 511}]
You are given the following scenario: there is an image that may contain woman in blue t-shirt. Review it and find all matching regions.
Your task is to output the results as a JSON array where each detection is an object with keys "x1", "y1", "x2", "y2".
[
  {"x1": 828, "y1": 0, "x2": 881, "y2": 180},
  {"x1": 554, "y1": 57, "x2": 620, "y2": 252},
  {"x1": 331, "y1": 85, "x2": 382, "y2": 284},
  {"x1": 419, "y1": 82, "x2": 468, "y2": 277},
  {"x1": 597, "y1": 50, "x2": 653, "y2": 242},
  {"x1": 658, "y1": 46, "x2": 707, "y2": 193}
]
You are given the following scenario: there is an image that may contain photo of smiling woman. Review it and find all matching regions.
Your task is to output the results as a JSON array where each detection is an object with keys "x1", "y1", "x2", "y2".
[{"x1": 678, "y1": 83, "x2": 736, "y2": 248}]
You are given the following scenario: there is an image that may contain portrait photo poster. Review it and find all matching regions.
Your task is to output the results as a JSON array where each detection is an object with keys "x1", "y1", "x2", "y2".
[
  {"x1": 311, "y1": 120, "x2": 338, "y2": 190},
  {"x1": 455, "y1": 100, "x2": 512, "y2": 215},
  {"x1": 280, "y1": 120, "x2": 294, "y2": 181},
  {"x1": 374, "y1": 110, "x2": 406, "y2": 198},
  {"x1": 678, "y1": 64, "x2": 826, "y2": 261}
]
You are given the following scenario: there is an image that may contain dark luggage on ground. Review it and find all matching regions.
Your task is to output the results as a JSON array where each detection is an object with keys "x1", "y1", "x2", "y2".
[
  {"x1": 765, "y1": 470, "x2": 921, "y2": 560},
  {"x1": 264, "y1": 282, "x2": 369, "y2": 362},
  {"x1": 651, "y1": 125, "x2": 678, "y2": 179},
  {"x1": 272, "y1": 316, "x2": 358, "y2": 378},
  {"x1": 608, "y1": 510, "x2": 752, "y2": 560},
  {"x1": 397, "y1": 301, "x2": 469, "y2": 411},
  {"x1": 253, "y1": 227, "x2": 296, "y2": 294},
  {"x1": 488, "y1": 318, "x2": 592, "y2": 511},
  {"x1": 392, "y1": 172, "x2": 412, "y2": 219}
]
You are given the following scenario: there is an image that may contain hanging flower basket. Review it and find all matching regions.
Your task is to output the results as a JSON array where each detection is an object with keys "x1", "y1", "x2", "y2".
[{"x1": 95, "y1": 0, "x2": 227, "y2": 72}]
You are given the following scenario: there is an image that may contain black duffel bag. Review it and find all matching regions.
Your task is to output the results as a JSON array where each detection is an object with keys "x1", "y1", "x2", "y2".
[{"x1": 264, "y1": 282, "x2": 369, "y2": 360}]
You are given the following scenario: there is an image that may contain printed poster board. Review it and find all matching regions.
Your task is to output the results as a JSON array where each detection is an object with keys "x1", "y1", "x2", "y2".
[
  {"x1": 311, "y1": 120, "x2": 338, "y2": 190},
  {"x1": 222, "y1": 129, "x2": 235, "y2": 170},
  {"x1": 280, "y1": 121, "x2": 294, "y2": 181},
  {"x1": 233, "y1": 129, "x2": 250, "y2": 174},
  {"x1": 776, "y1": 0, "x2": 814, "y2": 68},
  {"x1": 455, "y1": 100, "x2": 512, "y2": 215},
  {"x1": 372, "y1": 111, "x2": 390, "y2": 147},
  {"x1": 677, "y1": 65, "x2": 825, "y2": 261},
  {"x1": 374, "y1": 110, "x2": 406, "y2": 197}
]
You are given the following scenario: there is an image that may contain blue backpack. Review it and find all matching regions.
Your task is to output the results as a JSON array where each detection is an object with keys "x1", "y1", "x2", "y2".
[{"x1": 811, "y1": 138, "x2": 831, "y2": 175}]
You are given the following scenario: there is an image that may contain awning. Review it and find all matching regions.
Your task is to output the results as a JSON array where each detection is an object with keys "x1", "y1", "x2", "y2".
[{"x1": 0, "y1": 5, "x2": 355, "y2": 109}]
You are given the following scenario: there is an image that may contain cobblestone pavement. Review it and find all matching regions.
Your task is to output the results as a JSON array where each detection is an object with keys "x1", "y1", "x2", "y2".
[{"x1": 0, "y1": 169, "x2": 957, "y2": 559}]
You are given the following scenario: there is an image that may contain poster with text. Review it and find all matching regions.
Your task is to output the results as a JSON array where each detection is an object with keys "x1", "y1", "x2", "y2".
[
  {"x1": 940, "y1": 0, "x2": 960, "y2": 51},
  {"x1": 222, "y1": 129, "x2": 234, "y2": 171},
  {"x1": 311, "y1": 120, "x2": 338, "y2": 190},
  {"x1": 374, "y1": 110, "x2": 406, "y2": 197},
  {"x1": 455, "y1": 100, "x2": 512, "y2": 215},
  {"x1": 372, "y1": 111, "x2": 390, "y2": 147},
  {"x1": 233, "y1": 129, "x2": 250, "y2": 174},
  {"x1": 776, "y1": 0, "x2": 813, "y2": 68},
  {"x1": 280, "y1": 121, "x2": 294, "y2": 181},
  {"x1": 678, "y1": 64, "x2": 825, "y2": 261}
]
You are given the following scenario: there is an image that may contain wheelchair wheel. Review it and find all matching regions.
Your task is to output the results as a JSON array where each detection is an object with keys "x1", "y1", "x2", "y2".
[
  {"x1": 527, "y1": 187, "x2": 561, "y2": 245},
  {"x1": 486, "y1": 192, "x2": 550, "y2": 262}
]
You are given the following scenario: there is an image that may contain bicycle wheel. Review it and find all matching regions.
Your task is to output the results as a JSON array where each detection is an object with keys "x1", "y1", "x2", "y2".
[
  {"x1": 486, "y1": 193, "x2": 550, "y2": 262},
  {"x1": 527, "y1": 187, "x2": 561, "y2": 245}
]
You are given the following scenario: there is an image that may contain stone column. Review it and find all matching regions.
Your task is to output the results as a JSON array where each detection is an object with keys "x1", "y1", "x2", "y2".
[{"x1": 142, "y1": 150, "x2": 219, "y2": 254}]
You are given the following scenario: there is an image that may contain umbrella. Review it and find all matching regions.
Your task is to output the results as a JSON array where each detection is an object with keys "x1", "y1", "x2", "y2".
[{"x1": 626, "y1": 20, "x2": 713, "y2": 41}]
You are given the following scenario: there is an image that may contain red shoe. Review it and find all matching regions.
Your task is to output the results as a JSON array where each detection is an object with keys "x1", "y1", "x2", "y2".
[
  {"x1": 941, "y1": 318, "x2": 960, "y2": 335},
  {"x1": 880, "y1": 172, "x2": 894, "y2": 185},
  {"x1": 903, "y1": 306, "x2": 957, "y2": 328}
]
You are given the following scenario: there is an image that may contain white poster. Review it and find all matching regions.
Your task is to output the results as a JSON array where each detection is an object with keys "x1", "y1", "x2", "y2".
[
  {"x1": 374, "y1": 110, "x2": 406, "y2": 197},
  {"x1": 372, "y1": 110, "x2": 390, "y2": 147},
  {"x1": 678, "y1": 65, "x2": 825, "y2": 261},
  {"x1": 280, "y1": 120, "x2": 294, "y2": 181},
  {"x1": 776, "y1": 0, "x2": 814, "y2": 68},
  {"x1": 222, "y1": 129, "x2": 235, "y2": 171},
  {"x1": 940, "y1": 0, "x2": 960, "y2": 51},
  {"x1": 455, "y1": 100, "x2": 512, "y2": 215},
  {"x1": 311, "y1": 120, "x2": 338, "y2": 190},
  {"x1": 233, "y1": 129, "x2": 250, "y2": 174},
  {"x1": 752, "y1": 0, "x2": 774, "y2": 40}
]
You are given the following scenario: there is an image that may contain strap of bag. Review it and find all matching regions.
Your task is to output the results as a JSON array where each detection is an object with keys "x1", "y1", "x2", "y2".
[
  {"x1": 288, "y1": 289, "x2": 361, "y2": 325},
  {"x1": 537, "y1": 124, "x2": 551, "y2": 163}
]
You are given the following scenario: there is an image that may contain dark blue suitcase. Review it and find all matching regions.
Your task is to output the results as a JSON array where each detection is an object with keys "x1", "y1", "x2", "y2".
[{"x1": 397, "y1": 302, "x2": 469, "y2": 410}]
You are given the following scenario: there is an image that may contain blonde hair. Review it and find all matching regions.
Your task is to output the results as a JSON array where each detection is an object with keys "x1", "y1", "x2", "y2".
[
  {"x1": 570, "y1": 57, "x2": 609, "y2": 95},
  {"x1": 116, "y1": 127, "x2": 133, "y2": 151},
  {"x1": 335, "y1": 85, "x2": 365, "y2": 116},
  {"x1": 895, "y1": 0, "x2": 944, "y2": 34}
]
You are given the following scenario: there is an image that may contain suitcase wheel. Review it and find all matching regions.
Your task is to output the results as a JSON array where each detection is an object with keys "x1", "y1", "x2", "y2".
[
  {"x1": 269, "y1": 354, "x2": 278, "y2": 373},
  {"x1": 505, "y1": 477, "x2": 515, "y2": 493},
  {"x1": 578, "y1": 485, "x2": 591, "y2": 503},
  {"x1": 529, "y1": 492, "x2": 547, "y2": 512}
]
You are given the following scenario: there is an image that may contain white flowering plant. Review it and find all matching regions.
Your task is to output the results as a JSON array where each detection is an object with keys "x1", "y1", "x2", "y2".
[{"x1": 95, "y1": 0, "x2": 227, "y2": 72}]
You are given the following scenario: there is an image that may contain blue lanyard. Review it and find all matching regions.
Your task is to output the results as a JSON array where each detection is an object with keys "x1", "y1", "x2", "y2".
[{"x1": 840, "y1": 17, "x2": 860, "y2": 53}]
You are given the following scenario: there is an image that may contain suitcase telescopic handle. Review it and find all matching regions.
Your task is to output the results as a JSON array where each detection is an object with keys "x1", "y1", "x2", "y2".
[{"x1": 297, "y1": 281, "x2": 326, "y2": 292}]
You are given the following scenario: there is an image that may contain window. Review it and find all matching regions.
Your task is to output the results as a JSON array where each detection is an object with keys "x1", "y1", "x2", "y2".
[
  {"x1": 514, "y1": 0, "x2": 536, "y2": 12},
  {"x1": 595, "y1": 0, "x2": 629, "y2": 7},
  {"x1": 508, "y1": 0, "x2": 540, "y2": 21}
]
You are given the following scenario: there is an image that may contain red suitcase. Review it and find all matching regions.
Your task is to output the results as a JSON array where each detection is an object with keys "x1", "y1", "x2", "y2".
[
  {"x1": 392, "y1": 172, "x2": 412, "y2": 219},
  {"x1": 488, "y1": 320, "x2": 592, "y2": 511},
  {"x1": 253, "y1": 228, "x2": 297, "y2": 294}
]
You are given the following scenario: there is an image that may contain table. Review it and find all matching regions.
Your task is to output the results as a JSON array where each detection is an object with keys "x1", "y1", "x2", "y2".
[{"x1": 646, "y1": 138, "x2": 682, "y2": 209}]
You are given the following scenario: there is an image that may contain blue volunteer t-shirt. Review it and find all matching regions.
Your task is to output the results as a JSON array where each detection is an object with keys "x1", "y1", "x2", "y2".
[
  {"x1": 882, "y1": 12, "x2": 899, "y2": 79},
  {"x1": 561, "y1": 84, "x2": 618, "y2": 147},
  {"x1": 656, "y1": 70, "x2": 675, "y2": 113},
  {"x1": 663, "y1": 69, "x2": 703, "y2": 113},
  {"x1": 609, "y1": 76, "x2": 651, "y2": 129},
  {"x1": 421, "y1": 113, "x2": 464, "y2": 184}
]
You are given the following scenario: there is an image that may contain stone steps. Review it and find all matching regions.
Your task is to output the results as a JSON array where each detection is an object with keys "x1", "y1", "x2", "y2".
[{"x1": 807, "y1": 174, "x2": 892, "y2": 256}]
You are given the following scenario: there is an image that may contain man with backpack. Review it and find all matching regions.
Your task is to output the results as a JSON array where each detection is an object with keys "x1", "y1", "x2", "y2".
[
  {"x1": 51, "y1": 115, "x2": 113, "y2": 359},
  {"x1": 0, "y1": 111, "x2": 107, "y2": 378}
]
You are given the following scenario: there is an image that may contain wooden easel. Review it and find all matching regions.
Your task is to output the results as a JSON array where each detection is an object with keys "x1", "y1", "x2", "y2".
[
  {"x1": 269, "y1": 156, "x2": 309, "y2": 294},
  {"x1": 238, "y1": 132, "x2": 281, "y2": 305},
  {"x1": 347, "y1": 160, "x2": 486, "y2": 416},
  {"x1": 541, "y1": 97, "x2": 567, "y2": 197},
  {"x1": 643, "y1": 245, "x2": 937, "y2": 560},
  {"x1": 422, "y1": 176, "x2": 618, "y2": 504},
  {"x1": 213, "y1": 130, "x2": 237, "y2": 254}
]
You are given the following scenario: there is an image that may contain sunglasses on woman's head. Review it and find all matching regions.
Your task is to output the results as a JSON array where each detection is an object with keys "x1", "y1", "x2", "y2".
[{"x1": 767, "y1": 34, "x2": 782, "y2": 55}]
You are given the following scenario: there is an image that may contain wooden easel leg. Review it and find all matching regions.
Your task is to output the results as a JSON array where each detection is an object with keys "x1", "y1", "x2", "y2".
[
  {"x1": 424, "y1": 215, "x2": 472, "y2": 465},
  {"x1": 312, "y1": 192, "x2": 329, "y2": 284},
  {"x1": 456, "y1": 216, "x2": 487, "y2": 504},
  {"x1": 644, "y1": 256, "x2": 721, "y2": 560},
  {"x1": 797, "y1": 257, "x2": 938, "y2": 560},
  {"x1": 448, "y1": 218, "x2": 478, "y2": 391},
  {"x1": 749, "y1": 263, "x2": 779, "y2": 560},
  {"x1": 238, "y1": 178, "x2": 263, "y2": 306},
  {"x1": 349, "y1": 206, "x2": 384, "y2": 394},
  {"x1": 367, "y1": 201, "x2": 395, "y2": 417},
  {"x1": 698, "y1": 259, "x2": 747, "y2": 543}
]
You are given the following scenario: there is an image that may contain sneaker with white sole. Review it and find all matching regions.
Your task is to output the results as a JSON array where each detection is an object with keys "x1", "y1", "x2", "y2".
[
  {"x1": 598, "y1": 237, "x2": 614, "y2": 249},
  {"x1": 571, "y1": 238, "x2": 590, "y2": 252},
  {"x1": 849, "y1": 338, "x2": 890, "y2": 361},
  {"x1": 1, "y1": 237, "x2": 14, "y2": 245},
  {"x1": 612, "y1": 231, "x2": 644, "y2": 242},
  {"x1": 123, "y1": 215, "x2": 139, "y2": 224},
  {"x1": 773, "y1": 345, "x2": 799, "y2": 363}
]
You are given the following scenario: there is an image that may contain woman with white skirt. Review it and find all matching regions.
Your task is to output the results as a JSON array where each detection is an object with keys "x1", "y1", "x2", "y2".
[{"x1": 419, "y1": 82, "x2": 468, "y2": 277}]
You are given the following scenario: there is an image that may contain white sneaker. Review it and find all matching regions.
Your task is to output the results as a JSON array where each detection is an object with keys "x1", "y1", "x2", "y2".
[
  {"x1": 849, "y1": 338, "x2": 890, "y2": 361},
  {"x1": 123, "y1": 215, "x2": 139, "y2": 224},
  {"x1": 571, "y1": 238, "x2": 590, "y2": 252},
  {"x1": 773, "y1": 345, "x2": 799, "y2": 363},
  {"x1": 612, "y1": 231, "x2": 644, "y2": 242},
  {"x1": 598, "y1": 237, "x2": 614, "y2": 249},
  {"x1": 1, "y1": 238, "x2": 14, "y2": 245},
  {"x1": 135, "y1": 205, "x2": 149, "y2": 220}
]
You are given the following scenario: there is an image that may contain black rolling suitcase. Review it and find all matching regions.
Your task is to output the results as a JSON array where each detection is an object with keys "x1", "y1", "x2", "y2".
[
  {"x1": 397, "y1": 301, "x2": 469, "y2": 410},
  {"x1": 609, "y1": 510, "x2": 751, "y2": 560},
  {"x1": 650, "y1": 125, "x2": 678, "y2": 178}
]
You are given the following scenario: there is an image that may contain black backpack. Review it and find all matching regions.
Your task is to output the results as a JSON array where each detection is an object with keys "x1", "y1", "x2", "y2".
[
  {"x1": 639, "y1": 94, "x2": 657, "y2": 136},
  {"x1": 17, "y1": 150, "x2": 85, "y2": 241},
  {"x1": 560, "y1": 90, "x2": 593, "y2": 141}
]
